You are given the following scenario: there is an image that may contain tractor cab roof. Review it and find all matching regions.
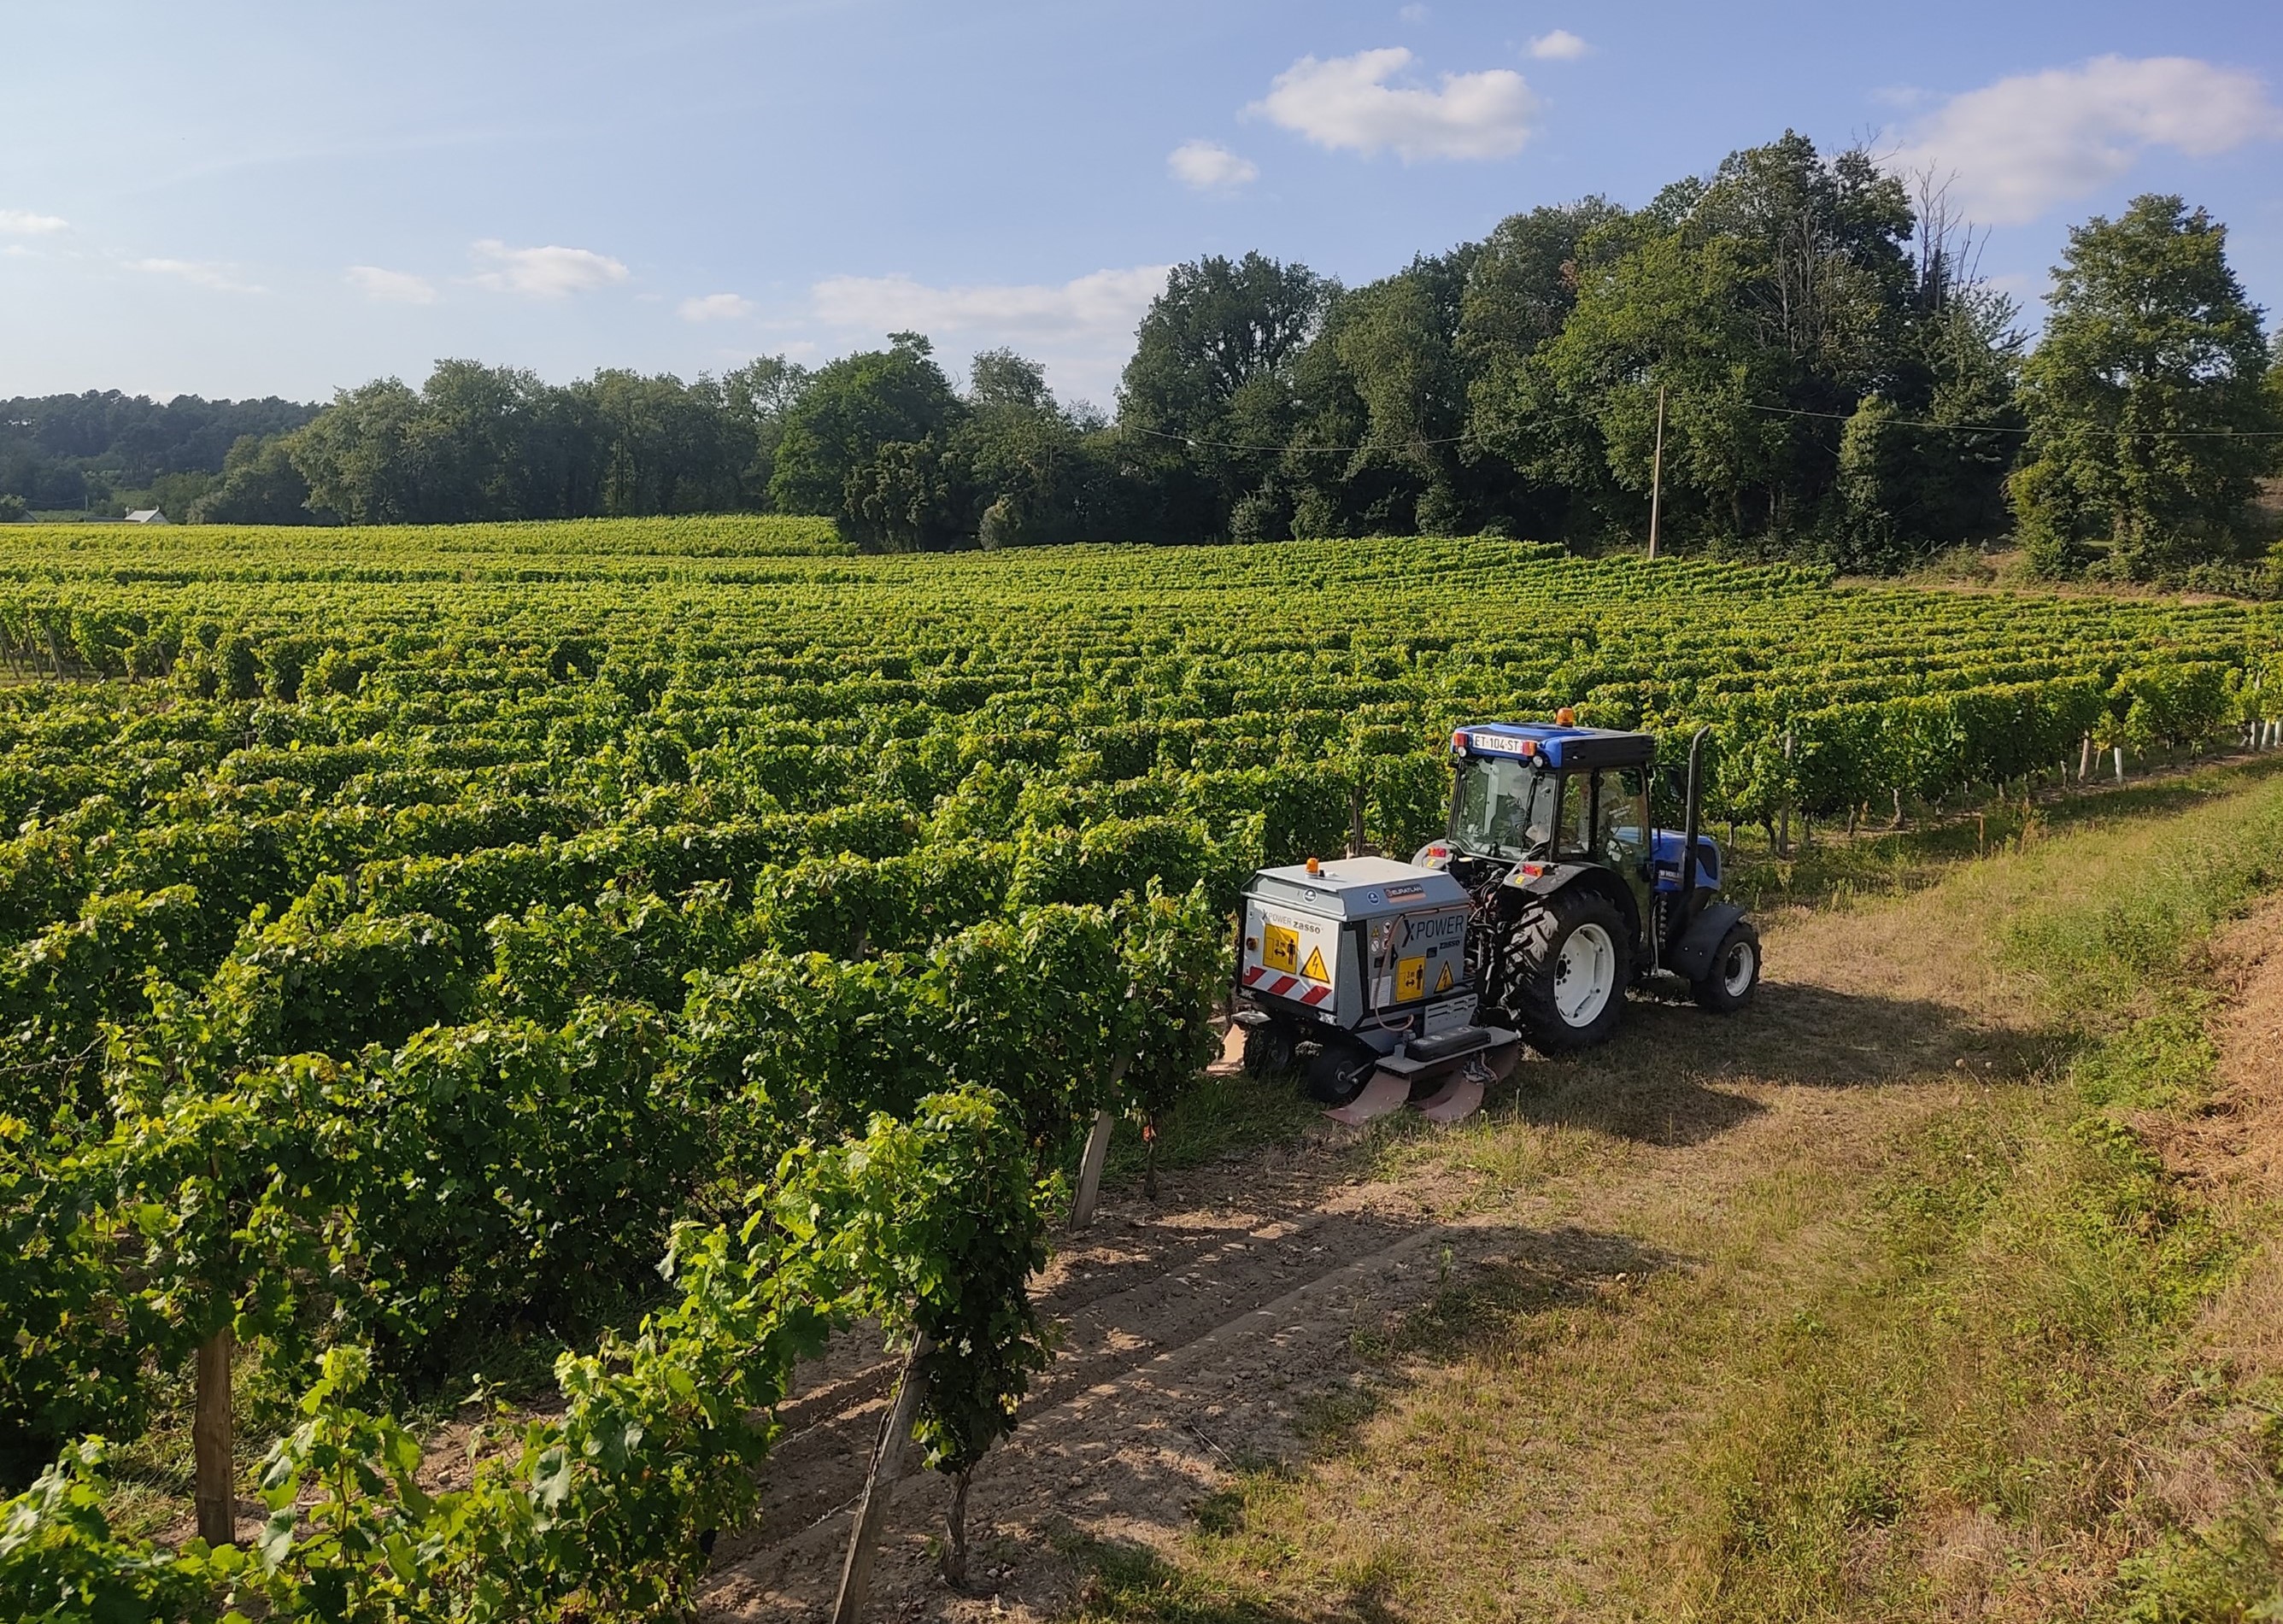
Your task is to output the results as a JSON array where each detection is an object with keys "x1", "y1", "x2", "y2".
[{"x1": 1450, "y1": 722, "x2": 1654, "y2": 771}]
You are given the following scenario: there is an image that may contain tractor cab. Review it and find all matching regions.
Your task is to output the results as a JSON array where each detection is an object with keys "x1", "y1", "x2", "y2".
[
  {"x1": 1418, "y1": 721, "x2": 1732, "y2": 982},
  {"x1": 1438, "y1": 721, "x2": 1656, "y2": 882}
]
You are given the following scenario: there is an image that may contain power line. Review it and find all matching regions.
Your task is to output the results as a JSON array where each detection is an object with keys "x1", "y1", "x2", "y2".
[
  {"x1": 1121, "y1": 404, "x2": 2283, "y2": 454},
  {"x1": 1121, "y1": 423, "x2": 1473, "y2": 454},
  {"x1": 1742, "y1": 402, "x2": 2283, "y2": 438}
]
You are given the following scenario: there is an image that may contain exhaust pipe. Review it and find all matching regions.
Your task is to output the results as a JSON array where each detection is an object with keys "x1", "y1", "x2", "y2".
[{"x1": 1675, "y1": 725, "x2": 1711, "y2": 942}]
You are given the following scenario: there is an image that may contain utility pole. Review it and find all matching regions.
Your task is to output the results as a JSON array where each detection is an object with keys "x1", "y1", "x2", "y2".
[{"x1": 1646, "y1": 384, "x2": 1666, "y2": 560}]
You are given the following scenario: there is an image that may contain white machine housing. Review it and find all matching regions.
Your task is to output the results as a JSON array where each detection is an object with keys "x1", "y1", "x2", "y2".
[{"x1": 1237, "y1": 854, "x2": 1480, "y2": 1054}]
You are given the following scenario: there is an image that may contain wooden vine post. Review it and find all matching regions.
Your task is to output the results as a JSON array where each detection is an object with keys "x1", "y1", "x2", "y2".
[
  {"x1": 1071, "y1": 1056, "x2": 1130, "y2": 1229},
  {"x1": 193, "y1": 1324, "x2": 235, "y2": 1547},
  {"x1": 831, "y1": 1330, "x2": 934, "y2": 1624},
  {"x1": 193, "y1": 1143, "x2": 239, "y2": 1551},
  {"x1": 1778, "y1": 729, "x2": 1794, "y2": 855}
]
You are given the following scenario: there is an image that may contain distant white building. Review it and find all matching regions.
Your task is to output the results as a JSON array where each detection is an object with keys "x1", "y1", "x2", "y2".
[{"x1": 123, "y1": 509, "x2": 169, "y2": 525}]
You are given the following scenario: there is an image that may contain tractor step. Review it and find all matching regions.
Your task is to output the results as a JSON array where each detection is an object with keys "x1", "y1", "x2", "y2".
[{"x1": 1370, "y1": 1025, "x2": 1519, "y2": 1076}]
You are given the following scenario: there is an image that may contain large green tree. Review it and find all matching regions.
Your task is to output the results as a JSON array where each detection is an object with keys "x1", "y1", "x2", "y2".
[
  {"x1": 581, "y1": 370, "x2": 744, "y2": 517},
  {"x1": 187, "y1": 434, "x2": 320, "y2": 524},
  {"x1": 1520, "y1": 138, "x2": 1908, "y2": 546},
  {"x1": 2010, "y1": 195, "x2": 2279, "y2": 580},
  {"x1": 769, "y1": 334, "x2": 964, "y2": 523},
  {"x1": 956, "y1": 349, "x2": 1100, "y2": 548},
  {"x1": 1282, "y1": 249, "x2": 1477, "y2": 537},
  {"x1": 722, "y1": 355, "x2": 812, "y2": 507},
  {"x1": 287, "y1": 378, "x2": 436, "y2": 525},
  {"x1": 1117, "y1": 253, "x2": 1331, "y2": 541}
]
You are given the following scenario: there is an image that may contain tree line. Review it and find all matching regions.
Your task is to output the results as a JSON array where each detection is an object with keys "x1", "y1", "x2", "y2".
[
  {"x1": 15, "y1": 132, "x2": 2283, "y2": 582},
  {"x1": 0, "y1": 391, "x2": 317, "y2": 521}
]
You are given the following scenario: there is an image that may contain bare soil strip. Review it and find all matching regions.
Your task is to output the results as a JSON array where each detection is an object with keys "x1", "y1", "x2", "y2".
[{"x1": 2189, "y1": 901, "x2": 2283, "y2": 1387}]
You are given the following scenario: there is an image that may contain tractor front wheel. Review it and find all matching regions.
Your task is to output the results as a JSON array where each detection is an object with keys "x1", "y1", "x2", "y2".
[
  {"x1": 1690, "y1": 921, "x2": 1762, "y2": 1013},
  {"x1": 1503, "y1": 889, "x2": 1631, "y2": 1053}
]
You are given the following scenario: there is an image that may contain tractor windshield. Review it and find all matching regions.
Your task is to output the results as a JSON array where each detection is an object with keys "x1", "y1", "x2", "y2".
[{"x1": 1447, "y1": 757, "x2": 1560, "y2": 859}]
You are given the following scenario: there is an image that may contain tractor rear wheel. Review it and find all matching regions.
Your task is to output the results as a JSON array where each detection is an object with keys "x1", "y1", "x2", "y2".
[
  {"x1": 1241, "y1": 1019, "x2": 1297, "y2": 1078},
  {"x1": 1502, "y1": 888, "x2": 1631, "y2": 1053},
  {"x1": 1690, "y1": 921, "x2": 1761, "y2": 1013}
]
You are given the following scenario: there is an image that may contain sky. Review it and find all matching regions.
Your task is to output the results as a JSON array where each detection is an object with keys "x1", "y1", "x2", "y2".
[{"x1": 3, "y1": 0, "x2": 2280, "y2": 410}]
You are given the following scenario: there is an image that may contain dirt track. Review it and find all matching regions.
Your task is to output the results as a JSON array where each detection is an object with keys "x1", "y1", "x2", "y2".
[
  {"x1": 696, "y1": 860, "x2": 2076, "y2": 1624},
  {"x1": 701, "y1": 1123, "x2": 1676, "y2": 1623}
]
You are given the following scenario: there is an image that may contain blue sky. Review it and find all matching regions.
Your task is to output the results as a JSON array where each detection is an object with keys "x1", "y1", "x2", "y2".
[{"x1": 4, "y1": 0, "x2": 2279, "y2": 408}]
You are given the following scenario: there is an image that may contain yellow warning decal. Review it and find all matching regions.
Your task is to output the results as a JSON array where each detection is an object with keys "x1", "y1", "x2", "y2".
[
  {"x1": 1435, "y1": 959, "x2": 1454, "y2": 994},
  {"x1": 1300, "y1": 945, "x2": 1329, "y2": 983},
  {"x1": 1396, "y1": 955, "x2": 1425, "y2": 1000},
  {"x1": 1263, "y1": 923, "x2": 1298, "y2": 974}
]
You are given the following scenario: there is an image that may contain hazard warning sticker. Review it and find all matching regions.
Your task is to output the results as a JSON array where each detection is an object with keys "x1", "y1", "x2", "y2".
[
  {"x1": 1435, "y1": 959, "x2": 1454, "y2": 994},
  {"x1": 1300, "y1": 945, "x2": 1329, "y2": 983},
  {"x1": 1262, "y1": 923, "x2": 1298, "y2": 974},
  {"x1": 1396, "y1": 955, "x2": 1426, "y2": 1001}
]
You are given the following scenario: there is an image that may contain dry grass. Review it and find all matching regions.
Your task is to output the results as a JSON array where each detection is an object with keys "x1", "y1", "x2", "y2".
[{"x1": 1048, "y1": 762, "x2": 2283, "y2": 1624}]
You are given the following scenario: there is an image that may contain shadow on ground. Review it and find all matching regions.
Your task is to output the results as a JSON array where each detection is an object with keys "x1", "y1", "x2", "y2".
[{"x1": 1483, "y1": 976, "x2": 2063, "y2": 1149}]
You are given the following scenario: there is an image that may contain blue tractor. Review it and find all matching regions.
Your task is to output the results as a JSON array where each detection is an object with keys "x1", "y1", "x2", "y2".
[{"x1": 1234, "y1": 718, "x2": 1759, "y2": 1123}]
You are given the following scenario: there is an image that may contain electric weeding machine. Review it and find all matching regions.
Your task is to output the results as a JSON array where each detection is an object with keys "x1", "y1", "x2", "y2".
[{"x1": 1233, "y1": 718, "x2": 1761, "y2": 1125}]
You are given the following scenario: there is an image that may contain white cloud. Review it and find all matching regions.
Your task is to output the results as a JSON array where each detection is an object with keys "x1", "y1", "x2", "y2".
[
  {"x1": 1398, "y1": 3, "x2": 1429, "y2": 21},
  {"x1": 346, "y1": 265, "x2": 438, "y2": 304},
  {"x1": 469, "y1": 238, "x2": 630, "y2": 298},
  {"x1": 808, "y1": 265, "x2": 1171, "y2": 404},
  {"x1": 1984, "y1": 270, "x2": 2043, "y2": 306},
  {"x1": 812, "y1": 265, "x2": 1170, "y2": 342},
  {"x1": 1887, "y1": 55, "x2": 2283, "y2": 225},
  {"x1": 1527, "y1": 30, "x2": 1590, "y2": 62},
  {"x1": 1167, "y1": 139, "x2": 1259, "y2": 192},
  {"x1": 0, "y1": 209, "x2": 67, "y2": 235},
  {"x1": 1251, "y1": 47, "x2": 1540, "y2": 161},
  {"x1": 130, "y1": 258, "x2": 264, "y2": 293},
  {"x1": 680, "y1": 291, "x2": 755, "y2": 321}
]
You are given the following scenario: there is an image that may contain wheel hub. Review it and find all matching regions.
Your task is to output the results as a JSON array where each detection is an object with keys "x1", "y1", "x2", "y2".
[{"x1": 1553, "y1": 922, "x2": 1617, "y2": 1026}]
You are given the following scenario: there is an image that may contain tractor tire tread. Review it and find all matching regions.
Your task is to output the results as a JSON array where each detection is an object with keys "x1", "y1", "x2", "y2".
[{"x1": 1503, "y1": 888, "x2": 1631, "y2": 1054}]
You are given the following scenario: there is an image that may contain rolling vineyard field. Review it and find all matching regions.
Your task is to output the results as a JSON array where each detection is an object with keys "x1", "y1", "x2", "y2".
[{"x1": 3, "y1": 519, "x2": 2281, "y2": 1621}]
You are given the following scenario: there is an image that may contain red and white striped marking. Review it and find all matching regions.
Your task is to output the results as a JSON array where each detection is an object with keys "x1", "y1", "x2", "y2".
[{"x1": 1242, "y1": 964, "x2": 1331, "y2": 1005}]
